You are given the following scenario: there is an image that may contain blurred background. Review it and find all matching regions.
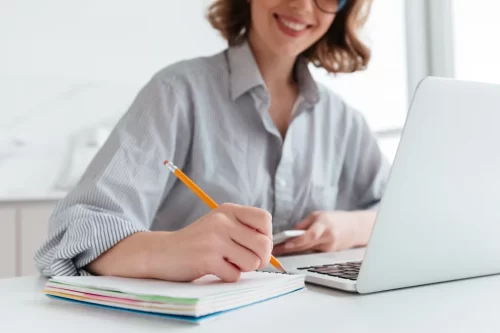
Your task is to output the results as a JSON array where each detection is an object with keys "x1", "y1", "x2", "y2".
[{"x1": 1, "y1": 0, "x2": 499, "y2": 278}]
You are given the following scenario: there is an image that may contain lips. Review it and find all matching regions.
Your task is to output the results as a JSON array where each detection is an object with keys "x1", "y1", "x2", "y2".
[
  {"x1": 277, "y1": 15, "x2": 308, "y2": 31},
  {"x1": 273, "y1": 13, "x2": 312, "y2": 38}
]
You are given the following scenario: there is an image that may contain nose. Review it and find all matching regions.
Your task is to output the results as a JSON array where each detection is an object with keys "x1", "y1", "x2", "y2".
[{"x1": 288, "y1": 0, "x2": 315, "y2": 12}]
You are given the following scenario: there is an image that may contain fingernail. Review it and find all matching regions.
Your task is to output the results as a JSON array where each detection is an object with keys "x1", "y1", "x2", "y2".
[{"x1": 284, "y1": 242, "x2": 294, "y2": 249}]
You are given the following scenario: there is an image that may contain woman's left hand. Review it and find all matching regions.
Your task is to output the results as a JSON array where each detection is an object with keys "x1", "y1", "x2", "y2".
[{"x1": 272, "y1": 210, "x2": 374, "y2": 256}]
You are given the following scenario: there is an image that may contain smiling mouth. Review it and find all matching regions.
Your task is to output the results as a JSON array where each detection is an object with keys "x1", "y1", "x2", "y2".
[{"x1": 273, "y1": 13, "x2": 312, "y2": 33}]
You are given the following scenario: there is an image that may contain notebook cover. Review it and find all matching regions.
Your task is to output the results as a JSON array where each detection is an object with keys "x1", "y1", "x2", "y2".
[{"x1": 45, "y1": 286, "x2": 305, "y2": 324}]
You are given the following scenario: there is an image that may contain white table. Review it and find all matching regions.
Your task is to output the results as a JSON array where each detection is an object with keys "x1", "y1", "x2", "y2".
[{"x1": 2, "y1": 266, "x2": 500, "y2": 332}]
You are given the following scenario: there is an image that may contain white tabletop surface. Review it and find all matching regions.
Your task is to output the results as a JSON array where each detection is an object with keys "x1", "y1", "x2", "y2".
[{"x1": 2, "y1": 265, "x2": 500, "y2": 333}]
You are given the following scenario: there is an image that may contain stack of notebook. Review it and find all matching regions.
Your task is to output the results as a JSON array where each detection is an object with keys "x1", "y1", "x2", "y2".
[{"x1": 43, "y1": 271, "x2": 305, "y2": 323}]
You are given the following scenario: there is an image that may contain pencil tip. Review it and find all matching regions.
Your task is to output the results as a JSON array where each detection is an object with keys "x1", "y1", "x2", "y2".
[{"x1": 163, "y1": 160, "x2": 169, "y2": 165}]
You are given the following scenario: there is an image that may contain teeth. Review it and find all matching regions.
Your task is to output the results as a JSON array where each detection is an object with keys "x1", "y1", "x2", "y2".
[{"x1": 279, "y1": 17, "x2": 307, "y2": 31}]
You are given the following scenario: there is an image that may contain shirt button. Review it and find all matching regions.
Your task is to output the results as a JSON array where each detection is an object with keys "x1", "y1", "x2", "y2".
[{"x1": 277, "y1": 178, "x2": 287, "y2": 187}]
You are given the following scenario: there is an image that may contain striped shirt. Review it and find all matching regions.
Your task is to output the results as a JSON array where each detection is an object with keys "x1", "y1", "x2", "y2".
[{"x1": 34, "y1": 40, "x2": 390, "y2": 276}]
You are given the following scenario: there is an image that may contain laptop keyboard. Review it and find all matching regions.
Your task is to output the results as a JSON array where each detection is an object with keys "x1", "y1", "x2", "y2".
[{"x1": 297, "y1": 261, "x2": 361, "y2": 281}]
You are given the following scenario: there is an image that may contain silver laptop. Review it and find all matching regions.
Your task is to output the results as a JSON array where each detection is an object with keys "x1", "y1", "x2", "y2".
[{"x1": 280, "y1": 76, "x2": 500, "y2": 294}]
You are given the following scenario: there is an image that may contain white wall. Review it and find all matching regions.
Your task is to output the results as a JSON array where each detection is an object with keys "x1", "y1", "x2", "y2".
[
  {"x1": 1, "y1": 0, "x2": 226, "y2": 82},
  {"x1": 0, "y1": 0, "x2": 226, "y2": 198}
]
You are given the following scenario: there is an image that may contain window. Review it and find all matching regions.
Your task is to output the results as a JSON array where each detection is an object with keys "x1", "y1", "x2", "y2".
[
  {"x1": 309, "y1": 0, "x2": 408, "y2": 133},
  {"x1": 309, "y1": 0, "x2": 408, "y2": 162},
  {"x1": 453, "y1": 0, "x2": 500, "y2": 84}
]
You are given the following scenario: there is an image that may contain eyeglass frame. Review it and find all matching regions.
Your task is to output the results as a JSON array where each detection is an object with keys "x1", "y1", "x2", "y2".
[{"x1": 314, "y1": 0, "x2": 348, "y2": 14}]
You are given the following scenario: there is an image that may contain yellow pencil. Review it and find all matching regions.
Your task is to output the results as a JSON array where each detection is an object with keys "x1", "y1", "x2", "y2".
[{"x1": 163, "y1": 159, "x2": 287, "y2": 273}]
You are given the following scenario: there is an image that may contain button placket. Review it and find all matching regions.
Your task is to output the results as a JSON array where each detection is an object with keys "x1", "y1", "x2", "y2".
[{"x1": 272, "y1": 125, "x2": 296, "y2": 226}]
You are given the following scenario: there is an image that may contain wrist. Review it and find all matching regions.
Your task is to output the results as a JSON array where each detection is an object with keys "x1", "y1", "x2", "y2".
[
  {"x1": 86, "y1": 231, "x2": 154, "y2": 277},
  {"x1": 352, "y1": 211, "x2": 377, "y2": 248},
  {"x1": 142, "y1": 231, "x2": 176, "y2": 279}
]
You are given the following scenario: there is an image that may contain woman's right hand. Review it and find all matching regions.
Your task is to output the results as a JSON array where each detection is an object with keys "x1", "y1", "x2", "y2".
[{"x1": 147, "y1": 203, "x2": 273, "y2": 282}]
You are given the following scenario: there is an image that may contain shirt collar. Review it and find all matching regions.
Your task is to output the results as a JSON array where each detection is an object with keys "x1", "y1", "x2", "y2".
[
  {"x1": 294, "y1": 57, "x2": 320, "y2": 105},
  {"x1": 226, "y1": 40, "x2": 320, "y2": 105}
]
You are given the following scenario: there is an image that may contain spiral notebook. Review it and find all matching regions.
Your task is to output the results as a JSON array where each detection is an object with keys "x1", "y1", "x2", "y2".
[{"x1": 43, "y1": 271, "x2": 305, "y2": 324}]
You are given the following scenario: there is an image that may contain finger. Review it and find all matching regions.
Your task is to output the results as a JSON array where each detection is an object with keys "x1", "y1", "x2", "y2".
[
  {"x1": 220, "y1": 203, "x2": 272, "y2": 237},
  {"x1": 209, "y1": 257, "x2": 241, "y2": 283},
  {"x1": 272, "y1": 225, "x2": 322, "y2": 256},
  {"x1": 224, "y1": 241, "x2": 262, "y2": 272},
  {"x1": 272, "y1": 243, "x2": 289, "y2": 256},
  {"x1": 286, "y1": 222, "x2": 326, "y2": 250},
  {"x1": 294, "y1": 213, "x2": 317, "y2": 230},
  {"x1": 272, "y1": 240, "x2": 315, "y2": 256},
  {"x1": 272, "y1": 236, "x2": 309, "y2": 256},
  {"x1": 273, "y1": 245, "x2": 315, "y2": 256},
  {"x1": 229, "y1": 221, "x2": 272, "y2": 269},
  {"x1": 312, "y1": 241, "x2": 336, "y2": 253}
]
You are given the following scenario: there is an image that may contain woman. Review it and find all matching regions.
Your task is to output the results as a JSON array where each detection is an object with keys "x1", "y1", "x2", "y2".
[{"x1": 35, "y1": 0, "x2": 389, "y2": 283}]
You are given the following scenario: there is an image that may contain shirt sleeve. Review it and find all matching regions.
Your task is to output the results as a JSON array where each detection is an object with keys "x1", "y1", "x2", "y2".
[
  {"x1": 336, "y1": 106, "x2": 391, "y2": 211},
  {"x1": 34, "y1": 75, "x2": 192, "y2": 276}
]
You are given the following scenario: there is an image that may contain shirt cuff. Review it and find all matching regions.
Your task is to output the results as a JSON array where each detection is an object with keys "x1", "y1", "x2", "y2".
[{"x1": 35, "y1": 217, "x2": 149, "y2": 277}]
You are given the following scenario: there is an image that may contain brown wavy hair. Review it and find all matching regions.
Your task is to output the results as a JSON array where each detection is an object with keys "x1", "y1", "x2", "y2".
[{"x1": 207, "y1": 0, "x2": 373, "y2": 73}]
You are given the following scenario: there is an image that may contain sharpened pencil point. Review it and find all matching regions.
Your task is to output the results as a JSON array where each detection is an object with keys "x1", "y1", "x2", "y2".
[{"x1": 270, "y1": 256, "x2": 287, "y2": 273}]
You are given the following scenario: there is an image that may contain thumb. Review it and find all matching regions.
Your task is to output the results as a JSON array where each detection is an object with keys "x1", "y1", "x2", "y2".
[{"x1": 294, "y1": 213, "x2": 317, "y2": 230}]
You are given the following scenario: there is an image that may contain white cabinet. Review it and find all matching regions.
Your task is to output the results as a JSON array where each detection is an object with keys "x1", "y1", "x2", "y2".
[
  {"x1": 0, "y1": 201, "x2": 57, "y2": 278},
  {"x1": 0, "y1": 207, "x2": 16, "y2": 278},
  {"x1": 20, "y1": 204, "x2": 54, "y2": 276}
]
